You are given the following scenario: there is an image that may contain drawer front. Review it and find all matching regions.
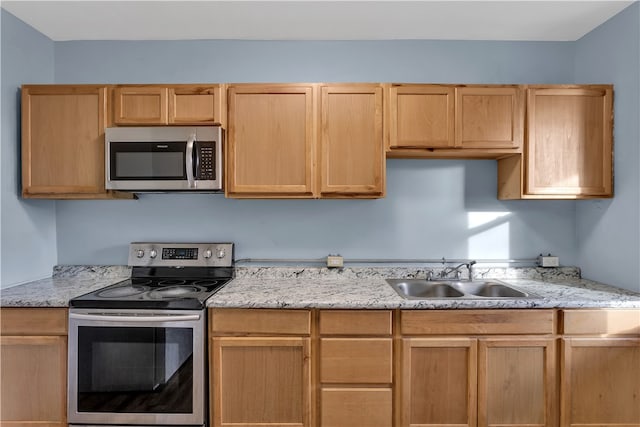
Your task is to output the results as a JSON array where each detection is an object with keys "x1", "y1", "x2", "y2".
[
  {"x1": 320, "y1": 338, "x2": 392, "y2": 383},
  {"x1": 0, "y1": 308, "x2": 67, "y2": 336},
  {"x1": 321, "y1": 388, "x2": 392, "y2": 427},
  {"x1": 319, "y1": 310, "x2": 392, "y2": 336},
  {"x1": 401, "y1": 309, "x2": 556, "y2": 335},
  {"x1": 210, "y1": 309, "x2": 311, "y2": 335},
  {"x1": 562, "y1": 309, "x2": 640, "y2": 335}
]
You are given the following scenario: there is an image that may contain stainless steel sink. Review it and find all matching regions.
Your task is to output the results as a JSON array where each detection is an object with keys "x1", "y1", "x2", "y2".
[{"x1": 386, "y1": 279, "x2": 535, "y2": 299}]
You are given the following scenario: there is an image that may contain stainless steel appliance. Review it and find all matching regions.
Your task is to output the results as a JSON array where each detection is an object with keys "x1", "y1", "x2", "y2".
[
  {"x1": 68, "y1": 242, "x2": 233, "y2": 427},
  {"x1": 106, "y1": 126, "x2": 223, "y2": 191}
]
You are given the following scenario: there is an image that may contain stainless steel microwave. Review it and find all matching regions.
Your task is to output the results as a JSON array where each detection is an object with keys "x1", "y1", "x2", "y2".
[{"x1": 106, "y1": 126, "x2": 223, "y2": 192}]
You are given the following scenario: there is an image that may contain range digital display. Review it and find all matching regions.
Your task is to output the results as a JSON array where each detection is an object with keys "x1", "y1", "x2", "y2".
[{"x1": 162, "y1": 247, "x2": 199, "y2": 260}]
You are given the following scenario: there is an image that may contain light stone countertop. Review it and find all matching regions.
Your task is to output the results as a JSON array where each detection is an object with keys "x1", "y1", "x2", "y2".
[
  {"x1": 1, "y1": 265, "x2": 639, "y2": 309},
  {"x1": 208, "y1": 269, "x2": 640, "y2": 309}
]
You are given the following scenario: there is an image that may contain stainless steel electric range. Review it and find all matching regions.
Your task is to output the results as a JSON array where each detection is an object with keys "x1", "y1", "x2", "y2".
[{"x1": 68, "y1": 242, "x2": 233, "y2": 427}]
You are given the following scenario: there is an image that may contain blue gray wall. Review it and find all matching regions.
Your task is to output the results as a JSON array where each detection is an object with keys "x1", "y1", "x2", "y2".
[
  {"x1": 1, "y1": 10, "x2": 56, "y2": 287},
  {"x1": 52, "y1": 39, "x2": 578, "y2": 268},
  {"x1": 574, "y1": 2, "x2": 640, "y2": 291},
  {"x1": 2, "y1": 5, "x2": 638, "y2": 291}
]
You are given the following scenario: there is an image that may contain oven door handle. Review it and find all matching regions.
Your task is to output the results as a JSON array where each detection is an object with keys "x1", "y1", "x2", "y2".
[{"x1": 69, "y1": 313, "x2": 201, "y2": 322}]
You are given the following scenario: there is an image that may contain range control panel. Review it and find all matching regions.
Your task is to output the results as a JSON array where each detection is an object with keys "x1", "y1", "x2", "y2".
[{"x1": 128, "y1": 242, "x2": 234, "y2": 267}]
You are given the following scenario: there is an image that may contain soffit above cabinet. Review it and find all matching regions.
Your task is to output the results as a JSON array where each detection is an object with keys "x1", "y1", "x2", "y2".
[{"x1": 1, "y1": 1, "x2": 634, "y2": 42}]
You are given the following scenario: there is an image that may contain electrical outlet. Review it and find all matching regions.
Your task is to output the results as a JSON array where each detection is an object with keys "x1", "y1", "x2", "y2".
[
  {"x1": 327, "y1": 255, "x2": 344, "y2": 268},
  {"x1": 537, "y1": 254, "x2": 559, "y2": 267}
]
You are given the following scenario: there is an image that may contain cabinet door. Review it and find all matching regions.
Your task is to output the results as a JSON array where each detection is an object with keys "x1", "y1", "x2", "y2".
[
  {"x1": 22, "y1": 85, "x2": 108, "y2": 196},
  {"x1": 168, "y1": 86, "x2": 222, "y2": 124},
  {"x1": 455, "y1": 87, "x2": 524, "y2": 149},
  {"x1": 113, "y1": 86, "x2": 168, "y2": 124},
  {"x1": 401, "y1": 338, "x2": 477, "y2": 427},
  {"x1": 526, "y1": 87, "x2": 613, "y2": 196},
  {"x1": 319, "y1": 85, "x2": 384, "y2": 197},
  {"x1": 0, "y1": 336, "x2": 67, "y2": 427},
  {"x1": 388, "y1": 85, "x2": 455, "y2": 149},
  {"x1": 321, "y1": 388, "x2": 392, "y2": 427},
  {"x1": 227, "y1": 85, "x2": 315, "y2": 197},
  {"x1": 561, "y1": 338, "x2": 640, "y2": 427},
  {"x1": 211, "y1": 337, "x2": 312, "y2": 427},
  {"x1": 478, "y1": 338, "x2": 557, "y2": 427}
]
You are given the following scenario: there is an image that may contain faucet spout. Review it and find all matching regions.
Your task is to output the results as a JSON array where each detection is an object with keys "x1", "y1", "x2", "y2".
[{"x1": 439, "y1": 260, "x2": 477, "y2": 280}]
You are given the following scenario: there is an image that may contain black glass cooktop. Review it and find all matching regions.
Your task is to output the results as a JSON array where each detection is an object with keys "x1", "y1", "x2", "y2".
[{"x1": 70, "y1": 267, "x2": 233, "y2": 310}]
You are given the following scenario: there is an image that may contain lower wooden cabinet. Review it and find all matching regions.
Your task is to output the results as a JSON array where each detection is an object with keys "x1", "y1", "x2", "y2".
[
  {"x1": 321, "y1": 388, "x2": 392, "y2": 427},
  {"x1": 208, "y1": 308, "x2": 639, "y2": 427},
  {"x1": 401, "y1": 338, "x2": 477, "y2": 427},
  {"x1": 209, "y1": 309, "x2": 312, "y2": 427},
  {"x1": 478, "y1": 338, "x2": 556, "y2": 427},
  {"x1": 399, "y1": 310, "x2": 557, "y2": 427},
  {"x1": 211, "y1": 337, "x2": 312, "y2": 427},
  {"x1": 0, "y1": 308, "x2": 68, "y2": 427},
  {"x1": 560, "y1": 309, "x2": 640, "y2": 427}
]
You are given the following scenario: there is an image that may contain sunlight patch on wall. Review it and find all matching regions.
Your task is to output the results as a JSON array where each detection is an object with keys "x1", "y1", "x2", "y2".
[{"x1": 467, "y1": 211, "x2": 512, "y2": 259}]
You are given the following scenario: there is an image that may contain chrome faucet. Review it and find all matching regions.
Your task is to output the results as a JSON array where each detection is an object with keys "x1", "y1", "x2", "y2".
[{"x1": 439, "y1": 260, "x2": 476, "y2": 281}]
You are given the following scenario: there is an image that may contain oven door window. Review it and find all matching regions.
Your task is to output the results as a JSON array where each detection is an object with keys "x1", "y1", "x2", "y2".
[
  {"x1": 110, "y1": 141, "x2": 186, "y2": 180},
  {"x1": 77, "y1": 326, "x2": 193, "y2": 413}
]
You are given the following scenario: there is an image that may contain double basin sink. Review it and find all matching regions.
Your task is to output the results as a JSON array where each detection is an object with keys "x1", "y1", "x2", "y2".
[{"x1": 387, "y1": 279, "x2": 535, "y2": 299}]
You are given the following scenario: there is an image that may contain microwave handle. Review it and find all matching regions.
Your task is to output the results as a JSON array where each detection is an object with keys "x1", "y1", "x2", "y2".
[{"x1": 186, "y1": 133, "x2": 196, "y2": 188}]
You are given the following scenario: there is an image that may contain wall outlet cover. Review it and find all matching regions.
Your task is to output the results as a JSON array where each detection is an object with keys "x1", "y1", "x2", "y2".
[
  {"x1": 327, "y1": 255, "x2": 344, "y2": 268},
  {"x1": 537, "y1": 255, "x2": 559, "y2": 267}
]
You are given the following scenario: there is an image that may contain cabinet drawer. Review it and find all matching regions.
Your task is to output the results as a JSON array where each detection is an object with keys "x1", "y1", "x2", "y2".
[
  {"x1": 0, "y1": 308, "x2": 67, "y2": 336},
  {"x1": 321, "y1": 388, "x2": 392, "y2": 427},
  {"x1": 320, "y1": 338, "x2": 392, "y2": 383},
  {"x1": 562, "y1": 309, "x2": 640, "y2": 335},
  {"x1": 401, "y1": 309, "x2": 556, "y2": 335},
  {"x1": 210, "y1": 309, "x2": 311, "y2": 335},
  {"x1": 319, "y1": 310, "x2": 392, "y2": 336}
]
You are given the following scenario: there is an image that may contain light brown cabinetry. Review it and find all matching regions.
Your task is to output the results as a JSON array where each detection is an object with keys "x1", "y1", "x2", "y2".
[
  {"x1": 319, "y1": 310, "x2": 393, "y2": 427},
  {"x1": 400, "y1": 310, "x2": 557, "y2": 427},
  {"x1": 0, "y1": 308, "x2": 68, "y2": 427},
  {"x1": 560, "y1": 309, "x2": 640, "y2": 427},
  {"x1": 226, "y1": 83, "x2": 385, "y2": 198},
  {"x1": 21, "y1": 85, "x2": 129, "y2": 199},
  {"x1": 113, "y1": 84, "x2": 224, "y2": 125},
  {"x1": 319, "y1": 85, "x2": 385, "y2": 197},
  {"x1": 386, "y1": 84, "x2": 523, "y2": 157},
  {"x1": 209, "y1": 309, "x2": 312, "y2": 427},
  {"x1": 226, "y1": 84, "x2": 315, "y2": 197},
  {"x1": 498, "y1": 85, "x2": 613, "y2": 199}
]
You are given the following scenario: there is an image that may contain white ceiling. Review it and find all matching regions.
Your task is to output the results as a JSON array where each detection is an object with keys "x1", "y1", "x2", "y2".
[{"x1": 1, "y1": 1, "x2": 635, "y2": 42}]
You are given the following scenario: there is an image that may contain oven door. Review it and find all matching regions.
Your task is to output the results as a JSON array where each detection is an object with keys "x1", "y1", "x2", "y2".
[{"x1": 68, "y1": 309, "x2": 205, "y2": 425}]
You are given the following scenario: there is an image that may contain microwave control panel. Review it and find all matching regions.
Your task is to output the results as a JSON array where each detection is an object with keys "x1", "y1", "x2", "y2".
[{"x1": 195, "y1": 142, "x2": 215, "y2": 180}]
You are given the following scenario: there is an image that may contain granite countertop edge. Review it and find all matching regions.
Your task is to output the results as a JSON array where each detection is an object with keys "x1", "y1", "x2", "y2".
[{"x1": 1, "y1": 265, "x2": 639, "y2": 309}]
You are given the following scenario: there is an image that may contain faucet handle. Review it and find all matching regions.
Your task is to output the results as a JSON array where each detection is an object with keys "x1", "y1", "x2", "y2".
[{"x1": 426, "y1": 270, "x2": 434, "y2": 281}]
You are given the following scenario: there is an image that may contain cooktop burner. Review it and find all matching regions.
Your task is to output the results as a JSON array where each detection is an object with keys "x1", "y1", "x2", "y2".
[{"x1": 70, "y1": 242, "x2": 234, "y2": 310}]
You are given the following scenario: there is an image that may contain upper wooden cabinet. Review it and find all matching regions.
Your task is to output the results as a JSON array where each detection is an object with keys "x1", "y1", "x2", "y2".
[
  {"x1": 386, "y1": 84, "x2": 523, "y2": 157},
  {"x1": 387, "y1": 85, "x2": 455, "y2": 149},
  {"x1": 226, "y1": 83, "x2": 385, "y2": 198},
  {"x1": 319, "y1": 84, "x2": 385, "y2": 197},
  {"x1": 498, "y1": 85, "x2": 613, "y2": 199},
  {"x1": 455, "y1": 86, "x2": 523, "y2": 149},
  {"x1": 226, "y1": 84, "x2": 316, "y2": 197},
  {"x1": 21, "y1": 85, "x2": 128, "y2": 199},
  {"x1": 113, "y1": 84, "x2": 224, "y2": 125}
]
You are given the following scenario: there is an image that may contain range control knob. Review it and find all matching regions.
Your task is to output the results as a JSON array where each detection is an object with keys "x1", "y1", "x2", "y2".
[
  {"x1": 216, "y1": 248, "x2": 226, "y2": 259},
  {"x1": 203, "y1": 249, "x2": 213, "y2": 259},
  {"x1": 149, "y1": 249, "x2": 157, "y2": 259},
  {"x1": 136, "y1": 249, "x2": 145, "y2": 258}
]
